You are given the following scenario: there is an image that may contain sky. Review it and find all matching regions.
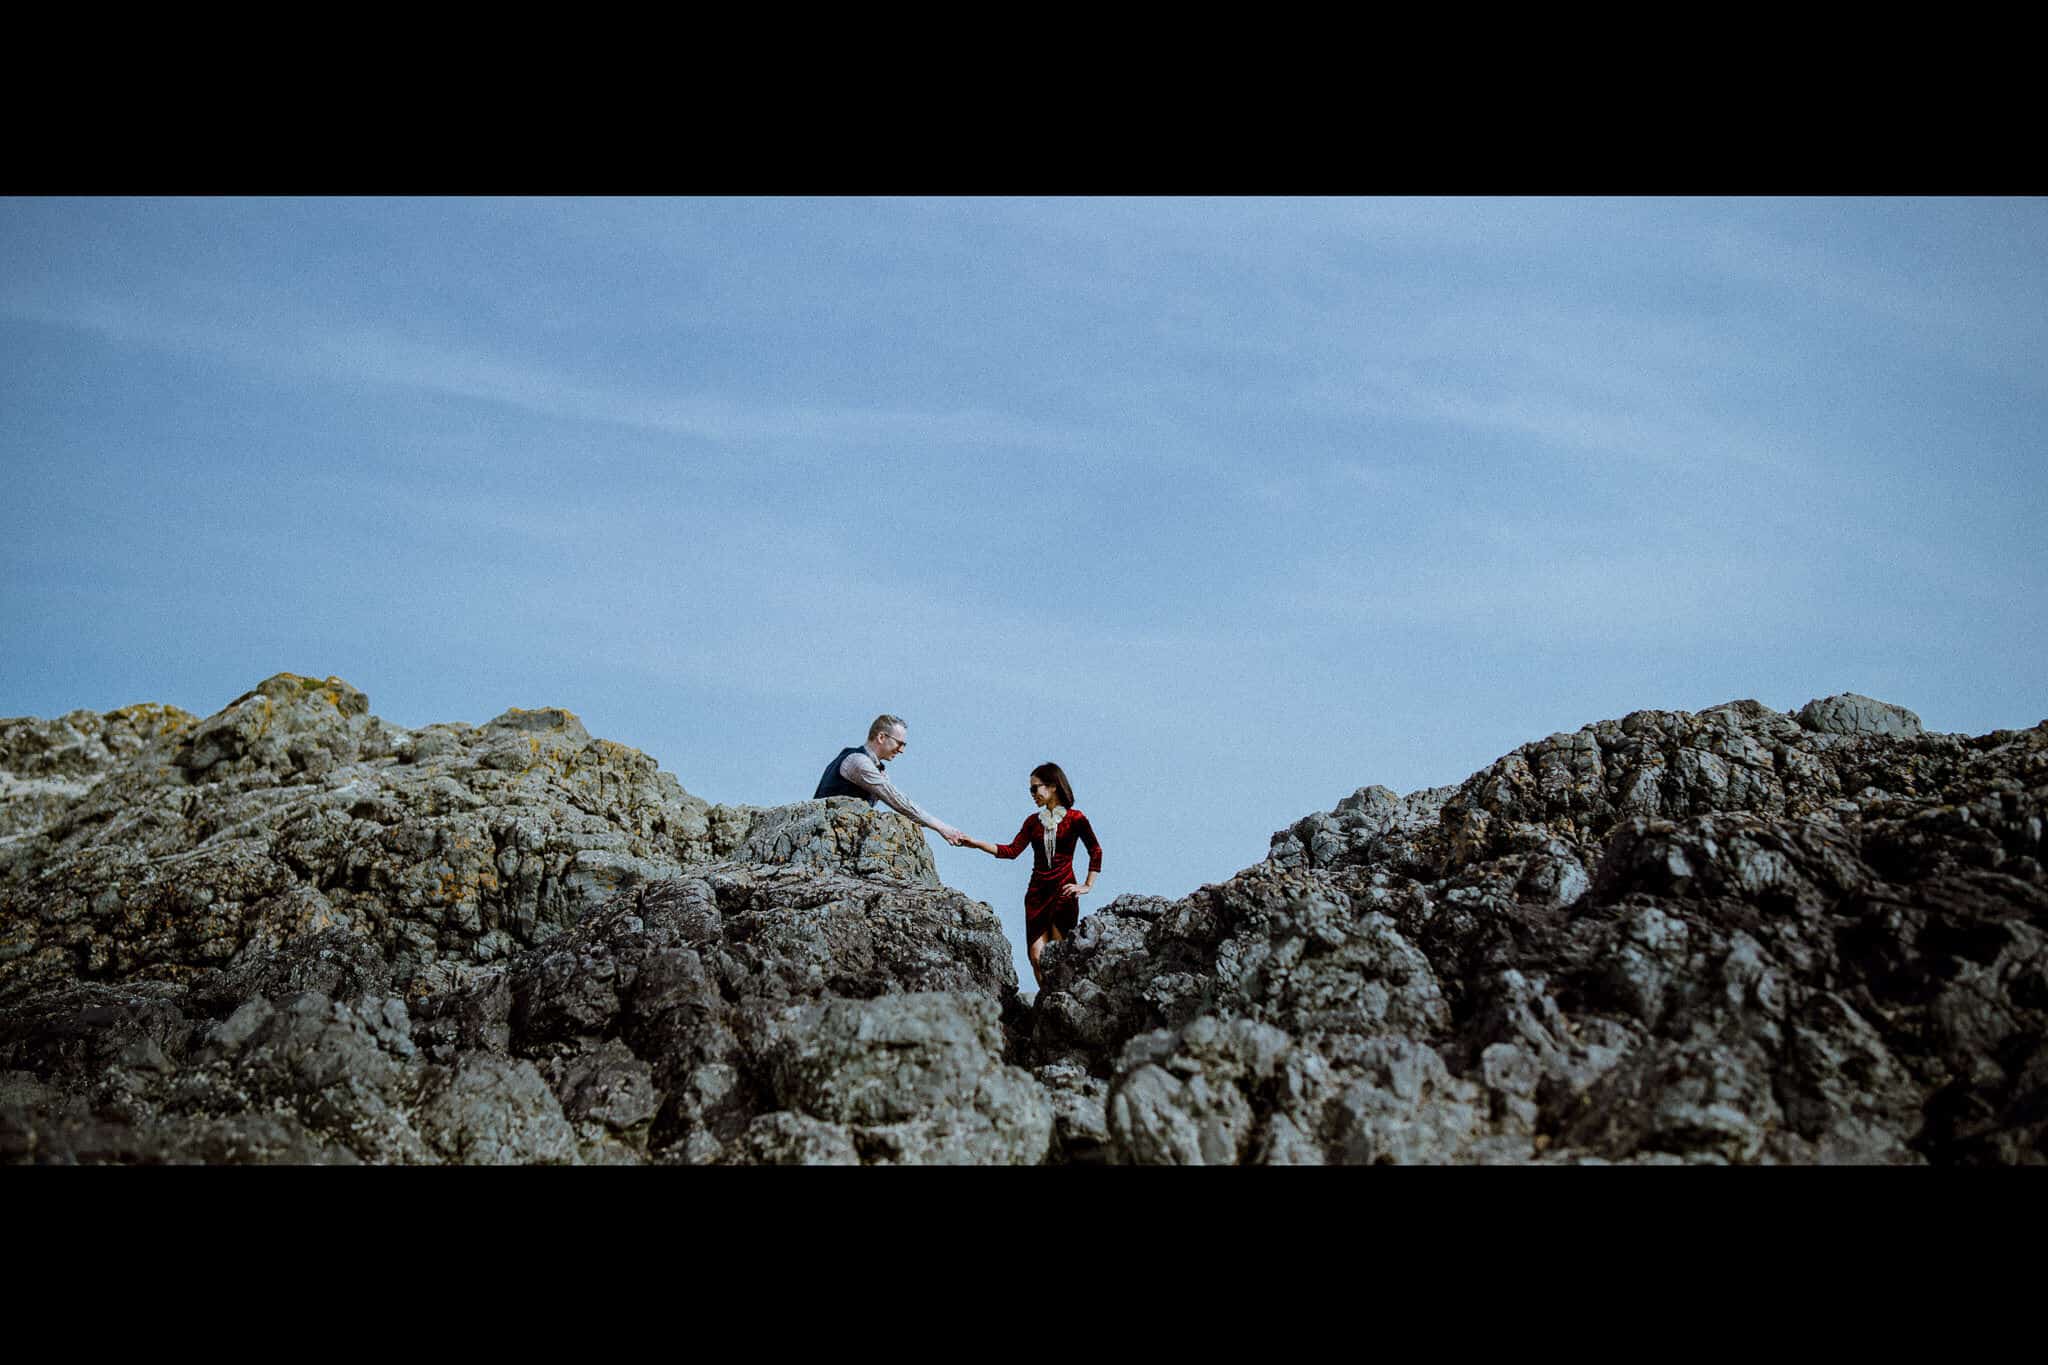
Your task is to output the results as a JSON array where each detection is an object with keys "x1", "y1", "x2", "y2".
[{"x1": 3, "y1": 196, "x2": 2044, "y2": 988}]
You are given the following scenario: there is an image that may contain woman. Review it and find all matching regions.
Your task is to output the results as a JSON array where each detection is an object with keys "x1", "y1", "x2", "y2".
[{"x1": 963, "y1": 762, "x2": 1101, "y2": 988}]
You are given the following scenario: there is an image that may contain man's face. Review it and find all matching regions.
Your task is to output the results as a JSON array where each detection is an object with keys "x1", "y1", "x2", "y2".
[{"x1": 873, "y1": 725, "x2": 908, "y2": 761}]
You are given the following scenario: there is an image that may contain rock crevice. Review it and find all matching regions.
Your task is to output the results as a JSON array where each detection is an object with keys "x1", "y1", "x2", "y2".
[{"x1": 4, "y1": 679, "x2": 2042, "y2": 1163}]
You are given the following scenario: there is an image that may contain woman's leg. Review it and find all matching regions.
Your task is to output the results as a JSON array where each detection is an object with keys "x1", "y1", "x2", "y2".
[{"x1": 1027, "y1": 921, "x2": 1068, "y2": 988}]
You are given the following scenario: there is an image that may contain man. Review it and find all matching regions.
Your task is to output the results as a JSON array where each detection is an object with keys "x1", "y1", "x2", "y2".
[{"x1": 814, "y1": 714, "x2": 969, "y2": 847}]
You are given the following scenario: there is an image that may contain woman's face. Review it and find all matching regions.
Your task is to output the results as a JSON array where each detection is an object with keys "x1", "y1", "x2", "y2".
[{"x1": 1030, "y1": 775, "x2": 1056, "y2": 809}]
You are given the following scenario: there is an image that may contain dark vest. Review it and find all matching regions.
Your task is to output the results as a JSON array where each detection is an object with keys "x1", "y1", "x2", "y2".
[{"x1": 814, "y1": 744, "x2": 881, "y2": 803}]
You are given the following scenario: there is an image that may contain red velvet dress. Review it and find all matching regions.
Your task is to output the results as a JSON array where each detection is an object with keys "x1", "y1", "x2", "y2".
[{"x1": 994, "y1": 808, "x2": 1102, "y2": 943}]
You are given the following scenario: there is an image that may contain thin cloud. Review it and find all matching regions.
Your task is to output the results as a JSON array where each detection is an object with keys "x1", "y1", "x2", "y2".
[
  {"x1": 4, "y1": 294, "x2": 1101, "y2": 459},
  {"x1": 1697, "y1": 215, "x2": 2048, "y2": 388},
  {"x1": 1302, "y1": 364, "x2": 1776, "y2": 472},
  {"x1": 1290, "y1": 547, "x2": 1784, "y2": 642}
]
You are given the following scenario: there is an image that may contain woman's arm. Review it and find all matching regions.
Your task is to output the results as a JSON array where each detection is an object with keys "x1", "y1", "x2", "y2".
[
  {"x1": 1072, "y1": 814, "x2": 1103, "y2": 895},
  {"x1": 988, "y1": 816, "x2": 1038, "y2": 860}
]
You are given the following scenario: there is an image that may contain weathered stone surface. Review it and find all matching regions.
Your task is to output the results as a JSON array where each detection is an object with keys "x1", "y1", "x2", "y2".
[
  {"x1": 0, "y1": 677, "x2": 965, "y2": 1164},
  {"x1": 1799, "y1": 693, "x2": 1924, "y2": 739},
  {"x1": 736, "y1": 800, "x2": 944, "y2": 887},
  {"x1": 429, "y1": 864, "x2": 1024, "y2": 1164},
  {"x1": 0, "y1": 675, "x2": 937, "y2": 1001},
  {"x1": 1035, "y1": 1058, "x2": 1111, "y2": 1164},
  {"x1": 1032, "y1": 695, "x2": 2048, "y2": 1164},
  {"x1": 756, "y1": 993, "x2": 1050, "y2": 1165},
  {"x1": 3, "y1": 680, "x2": 2042, "y2": 1164},
  {"x1": 0, "y1": 703, "x2": 196, "y2": 843},
  {"x1": 414, "y1": 1053, "x2": 578, "y2": 1165},
  {"x1": 1107, "y1": 1016, "x2": 1292, "y2": 1165}
]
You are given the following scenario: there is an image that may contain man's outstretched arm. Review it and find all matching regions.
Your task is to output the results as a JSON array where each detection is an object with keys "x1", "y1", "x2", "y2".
[{"x1": 837, "y1": 751, "x2": 965, "y2": 844}]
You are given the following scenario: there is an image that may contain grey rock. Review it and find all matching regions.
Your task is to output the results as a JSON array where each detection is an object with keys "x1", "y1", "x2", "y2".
[
  {"x1": 5, "y1": 676, "x2": 2044, "y2": 1166},
  {"x1": 415, "y1": 1053, "x2": 578, "y2": 1165},
  {"x1": 731, "y1": 1110, "x2": 861, "y2": 1165},
  {"x1": 1038, "y1": 701, "x2": 2048, "y2": 1165},
  {"x1": 0, "y1": 675, "x2": 938, "y2": 1002},
  {"x1": 543, "y1": 1038, "x2": 660, "y2": 1138},
  {"x1": 760, "y1": 992, "x2": 1050, "y2": 1165},
  {"x1": 1035, "y1": 1058, "x2": 1112, "y2": 1164},
  {"x1": 1324, "y1": 1038, "x2": 1491, "y2": 1165},
  {"x1": 735, "y1": 799, "x2": 943, "y2": 887},
  {"x1": 0, "y1": 703, "x2": 197, "y2": 843},
  {"x1": 1798, "y1": 693, "x2": 1924, "y2": 739},
  {"x1": 1106, "y1": 1016, "x2": 1290, "y2": 1165}
]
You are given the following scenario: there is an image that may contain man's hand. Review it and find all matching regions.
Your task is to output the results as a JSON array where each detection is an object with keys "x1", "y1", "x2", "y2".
[{"x1": 943, "y1": 830, "x2": 968, "y2": 847}]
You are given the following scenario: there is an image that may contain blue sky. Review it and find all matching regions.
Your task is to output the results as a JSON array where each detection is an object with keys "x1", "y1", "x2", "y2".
[{"x1": 4, "y1": 196, "x2": 2044, "y2": 986}]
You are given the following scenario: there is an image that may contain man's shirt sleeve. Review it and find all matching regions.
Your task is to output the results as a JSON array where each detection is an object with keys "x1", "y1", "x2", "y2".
[{"x1": 838, "y1": 751, "x2": 961, "y2": 841}]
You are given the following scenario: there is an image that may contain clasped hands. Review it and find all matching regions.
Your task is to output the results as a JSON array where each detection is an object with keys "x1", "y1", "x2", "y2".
[
  {"x1": 944, "y1": 831, "x2": 1094, "y2": 900},
  {"x1": 944, "y1": 832, "x2": 1091, "y2": 895}
]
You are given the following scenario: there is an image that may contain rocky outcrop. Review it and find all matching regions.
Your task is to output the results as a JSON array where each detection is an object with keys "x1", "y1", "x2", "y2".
[
  {"x1": 4, "y1": 677, "x2": 2043, "y2": 1164},
  {"x1": 0, "y1": 676, "x2": 990, "y2": 1164},
  {"x1": 411, "y1": 864, "x2": 1023, "y2": 1164},
  {"x1": 0, "y1": 704, "x2": 196, "y2": 842},
  {"x1": 0, "y1": 861, "x2": 1003, "y2": 1166},
  {"x1": 1027, "y1": 696, "x2": 2048, "y2": 1164},
  {"x1": 0, "y1": 673, "x2": 935, "y2": 1002},
  {"x1": 0, "y1": 860, "x2": 1022, "y2": 1166}
]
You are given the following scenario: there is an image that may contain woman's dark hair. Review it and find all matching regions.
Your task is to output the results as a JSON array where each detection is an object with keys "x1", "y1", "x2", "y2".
[{"x1": 1032, "y1": 762, "x2": 1075, "y2": 808}]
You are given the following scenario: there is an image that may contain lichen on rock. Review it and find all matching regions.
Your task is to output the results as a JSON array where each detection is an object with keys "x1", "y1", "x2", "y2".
[
  {"x1": 0, "y1": 675, "x2": 937, "y2": 1002},
  {"x1": 4, "y1": 682, "x2": 2044, "y2": 1164}
]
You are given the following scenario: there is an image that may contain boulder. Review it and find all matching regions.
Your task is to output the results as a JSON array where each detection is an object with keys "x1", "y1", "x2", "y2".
[
  {"x1": 1798, "y1": 693, "x2": 1924, "y2": 739},
  {"x1": 1027, "y1": 698, "x2": 2048, "y2": 1165},
  {"x1": 4, "y1": 678, "x2": 2043, "y2": 1165},
  {"x1": 0, "y1": 676, "x2": 937, "y2": 1001}
]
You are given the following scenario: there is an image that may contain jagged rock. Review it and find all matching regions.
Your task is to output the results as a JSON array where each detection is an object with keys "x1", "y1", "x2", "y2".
[
  {"x1": 1107, "y1": 1015, "x2": 1292, "y2": 1164},
  {"x1": 730, "y1": 1110, "x2": 861, "y2": 1165},
  {"x1": 735, "y1": 800, "x2": 944, "y2": 887},
  {"x1": 414, "y1": 1053, "x2": 578, "y2": 1165},
  {"x1": 1268, "y1": 783, "x2": 1455, "y2": 876},
  {"x1": 3, "y1": 679, "x2": 1003, "y2": 1165},
  {"x1": 1799, "y1": 693, "x2": 1924, "y2": 739},
  {"x1": 3, "y1": 679, "x2": 2043, "y2": 1165},
  {"x1": 0, "y1": 983, "x2": 577, "y2": 1165},
  {"x1": 0, "y1": 703, "x2": 196, "y2": 843},
  {"x1": 1035, "y1": 1059, "x2": 1111, "y2": 1164},
  {"x1": 0, "y1": 1078, "x2": 361, "y2": 1165},
  {"x1": 175, "y1": 992, "x2": 433, "y2": 1162},
  {"x1": 425, "y1": 864, "x2": 1023, "y2": 1164},
  {"x1": 753, "y1": 992, "x2": 1051, "y2": 1165},
  {"x1": 1032, "y1": 696, "x2": 2048, "y2": 1165},
  {"x1": 0, "y1": 675, "x2": 937, "y2": 1001},
  {"x1": 541, "y1": 1038, "x2": 661, "y2": 1162}
]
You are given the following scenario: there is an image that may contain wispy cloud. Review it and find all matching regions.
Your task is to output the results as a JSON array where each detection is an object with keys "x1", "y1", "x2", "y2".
[
  {"x1": 308, "y1": 326, "x2": 1099, "y2": 453},
  {"x1": 1696, "y1": 214, "x2": 2048, "y2": 389},
  {"x1": 1287, "y1": 541, "x2": 1787, "y2": 644},
  {"x1": 3, "y1": 293, "x2": 1100, "y2": 458},
  {"x1": 1297, "y1": 362, "x2": 1793, "y2": 477}
]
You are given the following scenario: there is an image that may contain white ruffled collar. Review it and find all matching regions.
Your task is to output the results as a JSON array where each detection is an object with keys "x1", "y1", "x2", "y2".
[{"x1": 1036, "y1": 805, "x2": 1066, "y2": 843}]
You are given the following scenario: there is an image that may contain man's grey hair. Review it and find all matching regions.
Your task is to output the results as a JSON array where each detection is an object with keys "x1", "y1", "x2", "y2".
[{"x1": 868, "y1": 714, "x2": 906, "y2": 741}]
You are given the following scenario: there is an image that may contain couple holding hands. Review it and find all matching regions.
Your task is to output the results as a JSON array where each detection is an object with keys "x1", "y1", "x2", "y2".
[{"x1": 814, "y1": 714, "x2": 1102, "y2": 986}]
